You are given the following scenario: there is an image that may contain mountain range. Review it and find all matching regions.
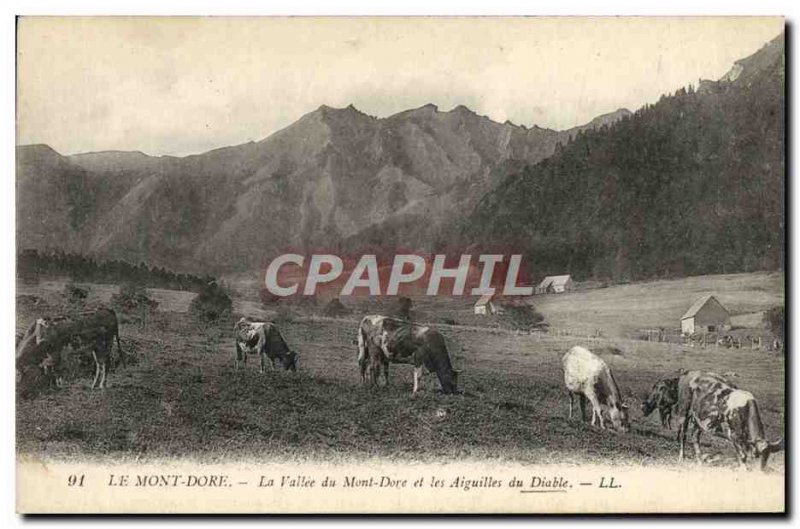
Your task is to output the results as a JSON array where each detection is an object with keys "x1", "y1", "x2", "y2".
[
  {"x1": 16, "y1": 99, "x2": 630, "y2": 273},
  {"x1": 17, "y1": 32, "x2": 784, "y2": 282}
]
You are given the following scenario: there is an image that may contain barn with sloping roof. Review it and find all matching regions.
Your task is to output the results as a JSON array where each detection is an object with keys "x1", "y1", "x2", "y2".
[
  {"x1": 680, "y1": 295, "x2": 730, "y2": 335},
  {"x1": 535, "y1": 275, "x2": 574, "y2": 294}
]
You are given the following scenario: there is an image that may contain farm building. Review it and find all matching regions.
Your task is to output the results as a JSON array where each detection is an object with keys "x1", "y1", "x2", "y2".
[
  {"x1": 474, "y1": 294, "x2": 498, "y2": 315},
  {"x1": 535, "y1": 275, "x2": 574, "y2": 294},
  {"x1": 680, "y1": 295, "x2": 731, "y2": 335}
]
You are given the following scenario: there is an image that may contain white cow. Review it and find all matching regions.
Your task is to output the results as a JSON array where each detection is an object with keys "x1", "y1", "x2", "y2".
[{"x1": 562, "y1": 346, "x2": 630, "y2": 432}]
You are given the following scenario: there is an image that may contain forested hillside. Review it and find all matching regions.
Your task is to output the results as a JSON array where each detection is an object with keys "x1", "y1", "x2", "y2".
[{"x1": 463, "y1": 33, "x2": 784, "y2": 281}]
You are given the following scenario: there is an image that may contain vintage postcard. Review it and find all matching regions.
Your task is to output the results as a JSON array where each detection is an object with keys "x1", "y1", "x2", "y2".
[{"x1": 15, "y1": 16, "x2": 785, "y2": 513}]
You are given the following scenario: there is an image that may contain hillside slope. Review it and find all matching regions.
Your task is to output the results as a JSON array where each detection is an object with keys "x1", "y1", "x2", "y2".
[{"x1": 462, "y1": 32, "x2": 784, "y2": 281}]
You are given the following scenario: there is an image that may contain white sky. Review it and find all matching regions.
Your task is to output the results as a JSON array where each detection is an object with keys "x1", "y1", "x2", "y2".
[{"x1": 16, "y1": 16, "x2": 784, "y2": 157}]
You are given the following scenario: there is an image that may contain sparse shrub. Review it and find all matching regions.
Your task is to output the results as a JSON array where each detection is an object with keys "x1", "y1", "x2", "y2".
[
  {"x1": 273, "y1": 305, "x2": 296, "y2": 325},
  {"x1": 17, "y1": 294, "x2": 44, "y2": 312},
  {"x1": 111, "y1": 282, "x2": 159, "y2": 328},
  {"x1": 64, "y1": 282, "x2": 89, "y2": 309},
  {"x1": 291, "y1": 296, "x2": 318, "y2": 317},
  {"x1": 20, "y1": 268, "x2": 40, "y2": 286},
  {"x1": 394, "y1": 297, "x2": 413, "y2": 320},
  {"x1": 322, "y1": 298, "x2": 350, "y2": 318},
  {"x1": 189, "y1": 281, "x2": 232, "y2": 323},
  {"x1": 260, "y1": 288, "x2": 281, "y2": 306},
  {"x1": 595, "y1": 345, "x2": 625, "y2": 357},
  {"x1": 500, "y1": 303, "x2": 546, "y2": 332}
]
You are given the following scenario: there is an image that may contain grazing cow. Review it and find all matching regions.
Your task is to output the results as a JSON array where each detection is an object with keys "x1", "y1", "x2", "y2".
[
  {"x1": 562, "y1": 346, "x2": 630, "y2": 432},
  {"x1": 357, "y1": 315, "x2": 459, "y2": 394},
  {"x1": 16, "y1": 307, "x2": 125, "y2": 390},
  {"x1": 641, "y1": 377, "x2": 680, "y2": 429},
  {"x1": 676, "y1": 371, "x2": 784, "y2": 470},
  {"x1": 15, "y1": 319, "x2": 60, "y2": 393},
  {"x1": 233, "y1": 318, "x2": 298, "y2": 372}
]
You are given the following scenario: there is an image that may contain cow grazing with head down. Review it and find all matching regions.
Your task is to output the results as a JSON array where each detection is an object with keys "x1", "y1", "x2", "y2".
[
  {"x1": 357, "y1": 315, "x2": 459, "y2": 394},
  {"x1": 16, "y1": 307, "x2": 125, "y2": 391},
  {"x1": 641, "y1": 377, "x2": 680, "y2": 429},
  {"x1": 562, "y1": 346, "x2": 630, "y2": 432},
  {"x1": 676, "y1": 371, "x2": 783, "y2": 471},
  {"x1": 233, "y1": 318, "x2": 298, "y2": 373}
]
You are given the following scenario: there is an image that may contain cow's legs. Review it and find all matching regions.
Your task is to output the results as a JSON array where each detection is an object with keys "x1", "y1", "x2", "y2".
[
  {"x1": 731, "y1": 441, "x2": 749, "y2": 471},
  {"x1": 677, "y1": 420, "x2": 687, "y2": 462},
  {"x1": 676, "y1": 405, "x2": 694, "y2": 462},
  {"x1": 367, "y1": 354, "x2": 382, "y2": 388},
  {"x1": 359, "y1": 357, "x2": 368, "y2": 384},
  {"x1": 586, "y1": 391, "x2": 604, "y2": 428},
  {"x1": 240, "y1": 343, "x2": 249, "y2": 370},
  {"x1": 413, "y1": 366, "x2": 424, "y2": 393},
  {"x1": 91, "y1": 350, "x2": 108, "y2": 389},
  {"x1": 691, "y1": 425, "x2": 703, "y2": 463},
  {"x1": 357, "y1": 334, "x2": 368, "y2": 384},
  {"x1": 579, "y1": 394, "x2": 587, "y2": 422},
  {"x1": 235, "y1": 342, "x2": 243, "y2": 370},
  {"x1": 382, "y1": 361, "x2": 389, "y2": 387},
  {"x1": 568, "y1": 392, "x2": 574, "y2": 419},
  {"x1": 91, "y1": 351, "x2": 101, "y2": 389}
]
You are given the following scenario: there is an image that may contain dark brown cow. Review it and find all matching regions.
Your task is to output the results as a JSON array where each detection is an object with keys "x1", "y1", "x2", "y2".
[
  {"x1": 357, "y1": 315, "x2": 459, "y2": 394},
  {"x1": 641, "y1": 377, "x2": 680, "y2": 429},
  {"x1": 676, "y1": 371, "x2": 784, "y2": 470},
  {"x1": 16, "y1": 307, "x2": 125, "y2": 390},
  {"x1": 233, "y1": 318, "x2": 298, "y2": 372}
]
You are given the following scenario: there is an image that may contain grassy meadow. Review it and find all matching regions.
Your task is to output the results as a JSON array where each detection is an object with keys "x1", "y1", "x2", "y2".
[{"x1": 15, "y1": 272, "x2": 785, "y2": 471}]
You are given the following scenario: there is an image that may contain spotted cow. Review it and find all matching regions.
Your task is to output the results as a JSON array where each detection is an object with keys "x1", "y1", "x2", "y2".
[
  {"x1": 16, "y1": 307, "x2": 125, "y2": 391},
  {"x1": 357, "y1": 315, "x2": 459, "y2": 394},
  {"x1": 233, "y1": 318, "x2": 299, "y2": 372},
  {"x1": 562, "y1": 346, "x2": 630, "y2": 432},
  {"x1": 676, "y1": 371, "x2": 783, "y2": 470}
]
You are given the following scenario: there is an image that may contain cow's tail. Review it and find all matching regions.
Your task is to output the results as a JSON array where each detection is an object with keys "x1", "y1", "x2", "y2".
[
  {"x1": 116, "y1": 328, "x2": 127, "y2": 368},
  {"x1": 357, "y1": 323, "x2": 367, "y2": 365},
  {"x1": 357, "y1": 321, "x2": 369, "y2": 383}
]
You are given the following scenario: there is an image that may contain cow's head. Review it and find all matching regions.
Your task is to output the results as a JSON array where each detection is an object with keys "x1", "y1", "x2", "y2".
[
  {"x1": 282, "y1": 351, "x2": 299, "y2": 372},
  {"x1": 438, "y1": 367, "x2": 461, "y2": 395},
  {"x1": 609, "y1": 403, "x2": 631, "y2": 433},
  {"x1": 640, "y1": 381, "x2": 668, "y2": 416},
  {"x1": 755, "y1": 438, "x2": 784, "y2": 471},
  {"x1": 33, "y1": 318, "x2": 52, "y2": 344},
  {"x1": 39, "y1": 355, "x2": 61, "y2": 388},
  {"x1": 640, "y1": 390, "x2": 658, "y2": 417}
]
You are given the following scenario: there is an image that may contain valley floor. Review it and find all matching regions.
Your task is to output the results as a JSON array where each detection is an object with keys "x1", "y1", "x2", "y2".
[{"x1": 16, "y1": 306, "x2": 785, "y2": 471}]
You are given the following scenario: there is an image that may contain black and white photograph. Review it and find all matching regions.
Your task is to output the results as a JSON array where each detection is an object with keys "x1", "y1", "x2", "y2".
[{"x1": 13, "y1": 16, "x2": 786, "y2": 513}]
